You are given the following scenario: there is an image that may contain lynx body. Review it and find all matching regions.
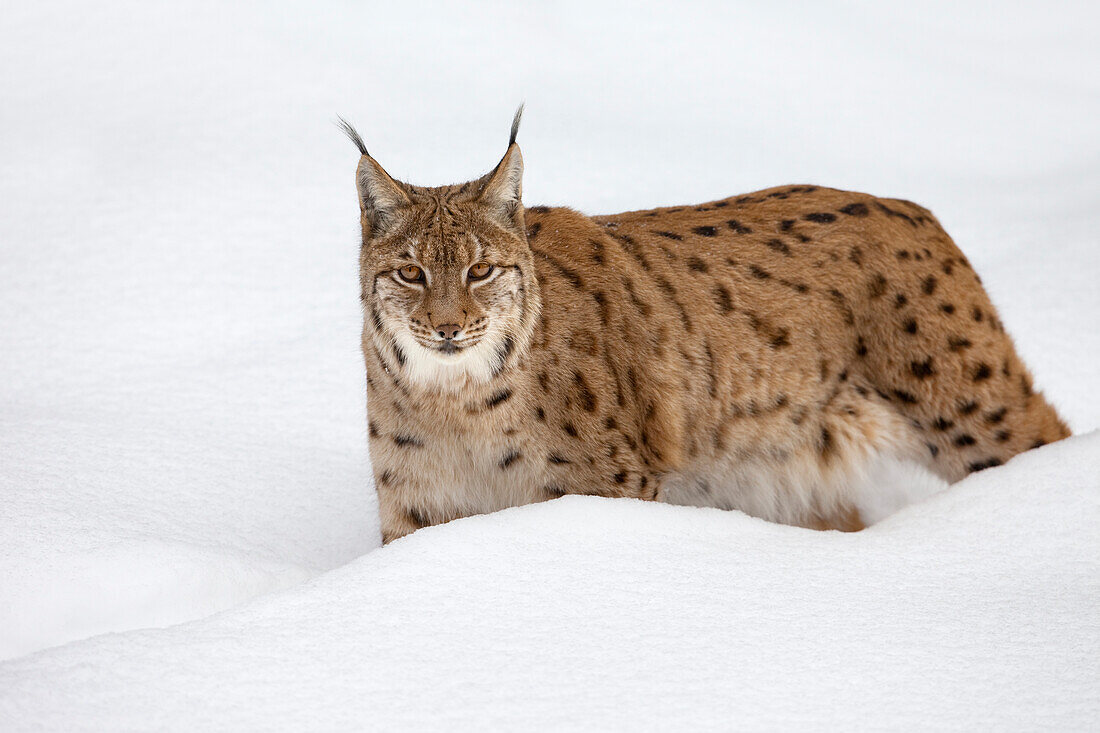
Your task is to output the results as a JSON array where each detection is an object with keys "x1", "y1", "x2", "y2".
[{"x1": 342, "y1": 112, "x2": 1070, "y2": 543}]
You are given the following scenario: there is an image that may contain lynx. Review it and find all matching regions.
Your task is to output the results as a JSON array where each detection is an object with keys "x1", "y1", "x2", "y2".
[{"x1": 340, "y1": 109, "x2": 1070, "y2": 544}]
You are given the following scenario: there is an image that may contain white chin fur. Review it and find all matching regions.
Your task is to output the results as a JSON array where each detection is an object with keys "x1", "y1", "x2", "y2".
[{"x1": 393, "y1": 329, "x2": 498, "y2": 391}]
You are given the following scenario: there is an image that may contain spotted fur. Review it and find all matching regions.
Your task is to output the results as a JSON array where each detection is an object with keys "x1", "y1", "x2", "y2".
[{"x1": 344, "y1": 114, "x2": 1071, "y2": 544}]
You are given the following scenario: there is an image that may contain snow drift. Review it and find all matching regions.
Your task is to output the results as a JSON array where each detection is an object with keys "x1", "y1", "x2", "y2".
[{"x1": 1, "y1": 433, "x2": 1097, "y2": 730}]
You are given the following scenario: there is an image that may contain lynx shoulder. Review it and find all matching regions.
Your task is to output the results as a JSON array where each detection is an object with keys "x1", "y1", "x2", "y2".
[{"x1": 341, "y1": 111, "x2": 1070, "y2": 544}]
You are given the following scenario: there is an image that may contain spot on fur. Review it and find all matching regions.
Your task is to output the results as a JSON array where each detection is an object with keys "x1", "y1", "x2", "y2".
[
  {"x1": 485, "y1": 388, "x2": 513, "y2": 409},
  {"x1": 958, "y1": 400, "x2": 980, "y2": 416},
  {"x1": 765, "y1": 239, "x2": 791, "y2": 255},
  {"x1": 868, "y1": 272, "x2": 888, "y2": 298},
  {"x1": 687, "y1": 256, "x2": 709, "y2": 272},
  {"x1": 932, "y1": 417, "x2": 954, "y2": 431},
  {"x1": 968, "y1": 457, "x2": 1002, "y2": 472},
  {"x1": 910, "y1": 358, "x2": 935, "y2": 379},
  {"x1": 948, "y1": 336, "x2": 972, "y2": 352},
  {"x1": 713, "y1": 284, "x2": 734, "y2": 314}
]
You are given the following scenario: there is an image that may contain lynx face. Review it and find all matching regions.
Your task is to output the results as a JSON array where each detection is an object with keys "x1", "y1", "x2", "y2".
[
  {"x1": 350, "y1": 111, "x2": 540, "y2": 391},
  {"x1": 363, "y1": 201, "x2": 537, "y2": 389}
]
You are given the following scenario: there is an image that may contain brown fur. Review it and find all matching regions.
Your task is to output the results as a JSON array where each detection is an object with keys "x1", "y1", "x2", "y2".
[{"x1": 347, "y1": 124, "x2": 1070, "y2": 544}]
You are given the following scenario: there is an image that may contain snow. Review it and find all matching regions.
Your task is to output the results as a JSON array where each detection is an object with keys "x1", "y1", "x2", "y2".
[
  {"x1": 1, "y1": 434, "x2": 1098, "y2": 730},
  {"x1": 1, "y1": 0, "x2": 1098, "y2": 728}
]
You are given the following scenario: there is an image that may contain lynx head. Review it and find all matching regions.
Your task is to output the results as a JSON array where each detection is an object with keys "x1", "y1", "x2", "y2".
[{"x1": 341, "y1": 107, "x2": 540, "y2": 392}]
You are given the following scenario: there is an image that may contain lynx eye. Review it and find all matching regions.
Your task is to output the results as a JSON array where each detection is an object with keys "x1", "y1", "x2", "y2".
[
  {"x1": 468, "y1": 262, "x2": 494, "y2": 281},
  {"x1": 397, "y1": 265, "x2": 424, "y2": 283}
]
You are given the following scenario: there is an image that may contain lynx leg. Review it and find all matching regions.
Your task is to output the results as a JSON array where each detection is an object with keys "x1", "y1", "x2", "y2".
[{"x1": 377, "y1": 486, "x2": 426, "y2": 545}]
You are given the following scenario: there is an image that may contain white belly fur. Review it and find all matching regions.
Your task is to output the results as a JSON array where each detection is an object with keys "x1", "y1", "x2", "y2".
[
  {"x1": 661, "y1": 399, "x2": 949, "y2": 527},
  {"x1": 662, "y1": 450, "x2": 947, "y2": 526}
]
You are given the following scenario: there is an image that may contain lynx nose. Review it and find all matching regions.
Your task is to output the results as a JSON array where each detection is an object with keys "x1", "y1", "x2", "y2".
[{"x1": 436, "y1": 324, "x2": 462, "y2": 340}]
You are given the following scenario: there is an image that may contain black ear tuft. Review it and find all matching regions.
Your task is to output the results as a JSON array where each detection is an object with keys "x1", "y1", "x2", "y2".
[
  {"x1": 509, "y1": 104, "x2": 524, "y2": 147},
  {"x1": 336, "y1": 116, "x2": 368, "y2": 156}
]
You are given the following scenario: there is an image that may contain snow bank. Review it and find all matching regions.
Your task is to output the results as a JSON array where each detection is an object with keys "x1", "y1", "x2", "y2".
[
  {"x1": 1, "y1": 433, "x2": 1097, "y2": 730},
  {"x1": 2, "y1": 539, "x2": 311, "y2": 661}
]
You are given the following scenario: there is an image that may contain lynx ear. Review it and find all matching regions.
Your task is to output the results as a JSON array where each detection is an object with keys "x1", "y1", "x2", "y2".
[
  {"x1": 478, "y1": 105, "x2": 525, "y2": 230},
  {"x1": 355, "y1": 155, "x2": 411, "y2": 230},
  {"x1": 479, "y1": 145, "x2": 524, "y2": 222},
  {"x1": 337, "y1": 117, "x2": 410, "y2": 231}
]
